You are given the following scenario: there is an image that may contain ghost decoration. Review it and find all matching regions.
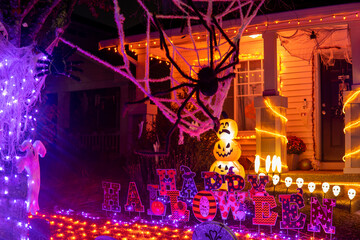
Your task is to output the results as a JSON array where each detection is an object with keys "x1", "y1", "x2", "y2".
[
  {"x1": 322, "y1": 182, "x2": 330, "y2": 194},
  {"x1": 332, "y1": 186, "x2": 341, "y2": 197},
  {"x1": 285, "y1": 177, "x2": 292, "y2": 188},
  {"x1": 272, "y1": 175, "x2": 280, "y2": 186},
  {"x1": 308, "y1": 182, "x2": 316, "y2": 193},
  {"x1": 348, "y1": 189, "x2": 356, "y2": 200},
  {"x1": 16, "y1": 140, "x2": 46, "y2": 215},
  {"x1": 296, "y1": 178, "x2": 304, "y2": 188}
]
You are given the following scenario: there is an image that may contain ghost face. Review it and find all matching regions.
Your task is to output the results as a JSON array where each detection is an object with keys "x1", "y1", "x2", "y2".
[
  {"x1": 332, "y1": 185, "x2": 341, "y2": 197},
  {"x1": 322, "y1": 182, "x2": 330, "y2": 193},
  {"x1": 213, "y1": 140, "x2": 241, "y2": 162},
  {"x1": 272, "y1": 175, "x2": 280, "y2": 186},
  {"x1": 285, "y1": 177, "x2": 292, "y2": 188},
  {"x1": 217, "y1": 119, "x2": 238, "y2": 140},
  {"x1": 296, "y1": 178, "x2": 304, "y2": 188},
  {"x1": 308, "y1": 182, "x2": 316, "y2": 193},
  {"x1": 348, "y1": 189, "x2": 356, "y2": 200}
]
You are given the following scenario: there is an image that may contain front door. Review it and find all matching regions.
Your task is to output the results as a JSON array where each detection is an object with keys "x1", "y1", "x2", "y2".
[{"x1": 321, "y1": 59, "x2": 352, "y2": 161}]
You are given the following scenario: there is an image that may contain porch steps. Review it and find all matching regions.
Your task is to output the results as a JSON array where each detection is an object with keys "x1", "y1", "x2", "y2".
[{"x1": 237, "y1": 138, "x2": 256, "y2": 160}]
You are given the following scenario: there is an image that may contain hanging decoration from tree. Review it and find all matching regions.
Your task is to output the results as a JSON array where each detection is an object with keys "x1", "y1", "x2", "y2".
[{"x1": 118, "y1": 0, "x2": 264, "y2": 154}]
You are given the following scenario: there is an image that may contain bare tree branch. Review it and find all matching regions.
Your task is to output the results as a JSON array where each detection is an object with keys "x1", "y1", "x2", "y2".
[
  {"x1": 21, "y1": 0, "x2": 40, "y2": 21},
  {"x1": 25, "y1": 0, "x2": 62, "y2": 46}
]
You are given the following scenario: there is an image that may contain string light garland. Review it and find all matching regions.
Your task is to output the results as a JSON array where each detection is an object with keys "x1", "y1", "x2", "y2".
[
  {"x1": 255, "y1": 98, "x2": 288, "y2": 145},
  {"x1": 126, "y1": 12, "x2": 360, "y2": 53},
  {"x1": 342, "y1": 88, "x2": 360, "y2": 161},
  {"x1": 255, "y1": 127, "x2": 288, "y2": 143},
  {"x1": 264, "y1": 98, "x2": 288, "y2": 122}
]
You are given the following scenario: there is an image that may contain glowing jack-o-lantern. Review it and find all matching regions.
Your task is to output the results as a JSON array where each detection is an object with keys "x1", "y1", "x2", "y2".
[
  {"x1": 210, "y1": 160, "x2": 245, "y2": 177},
  {"x1": 212, "y1": 140, "x2": 241, "y2": 162},
  {"x1": 216, "y1": 119, "x2": 238, "y2": 140},
  {"x1": 210, "y1": 118, "x2": 245, "y2": 190}
]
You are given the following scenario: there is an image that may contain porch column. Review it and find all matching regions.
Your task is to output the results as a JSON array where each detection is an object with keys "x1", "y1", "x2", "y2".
[
  {"x1": 262, "y1": 31, "x2": 279, "y2": 96},
  {"x1": 126, "y1": 49, "x2": 157, "y2": 140},
  {"x1": 343, "y1": 21, "x2": 360, "y2": 173},
  {"x1": 255, "y1": 96, "x2": 288, "y2": 172},
  {"x1": 254, "y1": 31, "x2": 288, "y2": 172}
]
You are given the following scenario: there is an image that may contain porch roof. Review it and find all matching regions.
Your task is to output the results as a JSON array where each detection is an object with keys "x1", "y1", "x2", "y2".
[{"x1": 99, "y1": 2, "x2": 360, "y2": 50}]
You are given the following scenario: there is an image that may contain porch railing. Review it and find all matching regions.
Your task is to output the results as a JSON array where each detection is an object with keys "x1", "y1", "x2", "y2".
[{"x1": 79, "y1": 132, "x2": 121, "y2": 153}]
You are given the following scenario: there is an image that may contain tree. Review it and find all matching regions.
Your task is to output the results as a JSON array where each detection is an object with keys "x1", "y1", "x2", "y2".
[{"x1": 0, "y1": 1, "x2": 111, "y2": 239}]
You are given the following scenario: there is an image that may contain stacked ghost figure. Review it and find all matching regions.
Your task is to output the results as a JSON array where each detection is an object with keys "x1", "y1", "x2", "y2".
[
  {"x1": 210, "y1": 118, "x2": 245, "y2": 190},
  {"x1": 16, "y1": 140, "x2": 46, "y2": 215}
]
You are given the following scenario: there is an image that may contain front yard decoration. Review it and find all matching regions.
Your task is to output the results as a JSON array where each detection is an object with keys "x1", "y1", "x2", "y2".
[{"x1": 210, "y1": 118, "x2": 245, "y2": 190}]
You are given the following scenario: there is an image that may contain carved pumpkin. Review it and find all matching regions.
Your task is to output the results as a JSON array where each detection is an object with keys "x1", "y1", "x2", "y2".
[
  {"x1": 210, "y1": 160, "x2": 245, "y2": 178},
  {"x1": 213, "y1": 140, "x2": 241, "y2": 162},
  {"x1": 151, "y1": 201, "x2": 165, "y2": 215},
  {"x1": 216, "y1": 118, "x2": 238, "y2": 140}
]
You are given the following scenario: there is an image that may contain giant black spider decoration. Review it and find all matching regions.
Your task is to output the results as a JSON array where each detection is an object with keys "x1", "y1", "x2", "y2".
[
  {"x1": 129, "y1": 0, "x2": 239, "y2": 156},
  {"x1": 35, "y1": 46, "x2": 83, "y2": 81}
]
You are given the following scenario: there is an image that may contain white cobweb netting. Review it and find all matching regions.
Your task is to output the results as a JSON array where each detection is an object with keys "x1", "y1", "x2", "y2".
[
  {"x1": 278, "y1": 26, "x2": 351, "y2": 67},
  {"x1": 0, "y1": 37, "x2": 46, "y2": 161},
  {"x1": 115, "y1": 0, "x2": 264, "y2": 139}
]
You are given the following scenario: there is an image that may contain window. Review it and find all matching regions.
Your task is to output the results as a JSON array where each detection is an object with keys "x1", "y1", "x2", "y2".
[{"x1": 223, "y1": 59, "x2": 263, "y2": 131}]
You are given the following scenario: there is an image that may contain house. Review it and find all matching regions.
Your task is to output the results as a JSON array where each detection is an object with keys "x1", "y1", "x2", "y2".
[{"x1": 98, "y1": 2, "x2": 360, "y2": 172}]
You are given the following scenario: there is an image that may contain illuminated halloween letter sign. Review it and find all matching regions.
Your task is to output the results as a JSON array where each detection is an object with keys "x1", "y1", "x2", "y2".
[
  {"x1": 224, "y1": 167, "x2": 245, "y2": 193},
  {"x1": 252, "y1": 195, "x2": 278, "y2": 226},
  {"x1": 307, "y1": 197, "x2": 336, "y2": 234},
  {"x1": 147, "y1": 184, "x2": 166, "y2": 216},
  {"x1": 157, "y1": 169, "x2": 177, "y2": 196},
  {"x1": 248, "y1": 175, "x2": 269, "y2": 198},
  {"x1": 124, "y1": 182, "x2": 144, "y2": 212},
  {"x1": 192, "y1": 190, "x2": 217, "y2": 222},
  {"x1": 166, "y1": 190, "x2": 190, "y2": 222},
  {"x1": 279, "y1": 194, "x2": 306, "y2": 229},
  {"x1": 201, "y1": 171, "x2": 222, "y2": 191},
  {"x1": 213, "y1": 191, "x2": 246, "y2": 221},
  {"x1": 102, "y1": 181, "x2": 121, "y2": 212},
  {"x1": 179, "y1": 165, "x2": 198, "y2": 204}
]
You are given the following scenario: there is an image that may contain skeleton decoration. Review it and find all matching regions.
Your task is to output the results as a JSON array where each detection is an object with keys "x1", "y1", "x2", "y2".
[
  {"x1": 322, "y1": 182, "x2": 330, "y2": 194},
  {"x1": 16, "y1": 140, "x2": 46, "y2": 215},
  {"x1": 308, "y1": 182, "x2": 316, "y2": 193},
  {"x1": 348, "y1": 189, "x2": 356, "y2": 200},
  {"x1": 332, "y1": 185, "x2": 341, "y2": 197},
  {"x1": 296, "y1": 178, "x2": 304, "y2": 189},
  {"x1": 272, "y1": 175, "x2": 280, "y2": 186},
  {"x1": 285, "y1": 177, "x2": 293, "y2": 188}
]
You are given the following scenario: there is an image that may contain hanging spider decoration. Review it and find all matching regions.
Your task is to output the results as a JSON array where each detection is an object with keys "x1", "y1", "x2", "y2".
[
  {"x1": 35, "y1": 46, "x2": 83, "y2": 81},
  {"x1": 129, "y1": 0, "x2": 240, "y2": 156}
]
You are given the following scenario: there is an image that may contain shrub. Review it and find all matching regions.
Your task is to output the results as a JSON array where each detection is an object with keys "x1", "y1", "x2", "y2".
[{"x1": 287, "y1": 135, "x2": 306, "y2": 154}]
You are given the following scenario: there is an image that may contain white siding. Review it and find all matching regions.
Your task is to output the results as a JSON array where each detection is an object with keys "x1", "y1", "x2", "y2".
[{"x1": 278, "y1": 43, "x2": 314, "y2": 160}]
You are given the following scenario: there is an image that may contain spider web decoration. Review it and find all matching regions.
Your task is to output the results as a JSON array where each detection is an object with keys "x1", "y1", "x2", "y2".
[
  {"x1": 0, "y1": 38, "x2": 46, "y2": 162},
  {"x1": 121, "y1": 0, "x2": 264, "y2": 154}
]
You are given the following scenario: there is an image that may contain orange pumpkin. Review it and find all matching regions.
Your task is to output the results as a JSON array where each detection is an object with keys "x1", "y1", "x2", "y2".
[
  {"x1": 213, "y1": 140, "x2": 241, "y2": 162},
  {"x1": 151, "y1": 201, "x2": 165, "y2": 215},
  {"x1": 216, "y1": 118, "x2": 238, "y2": 140}
]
